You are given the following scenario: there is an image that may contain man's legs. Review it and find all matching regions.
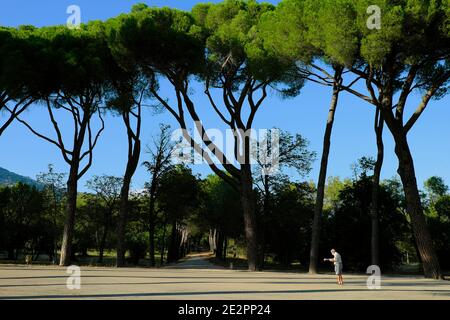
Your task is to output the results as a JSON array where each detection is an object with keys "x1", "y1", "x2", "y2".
[{"x1": 335, "y1": 264, "x2": 343, "y2": 285}]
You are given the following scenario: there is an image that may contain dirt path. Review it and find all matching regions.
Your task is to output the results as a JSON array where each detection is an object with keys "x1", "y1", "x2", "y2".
[{"x1": 165, "y1": 252, "x2": 224, "y2": 270}]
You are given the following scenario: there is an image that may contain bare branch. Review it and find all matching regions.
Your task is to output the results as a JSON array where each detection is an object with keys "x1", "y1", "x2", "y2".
[
  {"x1": 405, "y1": 87, "x2": 443, "y2": 132},
  {"x1": 78, "y1": 110, "x2": 105, "y2": 179},
  {"x1": 179, "y1": 87, "x2": 240, "y2": 176},
  {"x1": 0, "y1": 98, "x2": 33, "y2": 136},
  {"x1": 79, "y1": 109, "x2": 105, "y2": 163},
  {"x1": 247, "y1": 83, "x2": 268, "y2": 129},
  {"x1": 46, "y1": 99, "x2": 70, "y2": 158},
  {"x1": 341, "y1": 85, "x2": 376, "y2": 105},
  {"x1": 205, "y1": 79, "x2": 232, "y2": 126},
  {"x1": 150, "y1": 87, "x2": 182, "y2": 123},
  {"x1": 365, "y1": 67, "x2": 380, "y2": 107},
  {"x1": 12, "y1": 109, "x2": 72, "y2": 163},
  {"x1": 396, "y1": 65, "x2": 419, "y2": 119}
]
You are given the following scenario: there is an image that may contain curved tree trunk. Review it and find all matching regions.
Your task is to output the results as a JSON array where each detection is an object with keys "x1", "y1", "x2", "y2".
[
  {"x1": 370, "y1": 108, "x2": 384, "y2": 266},
  {"x1": 16, "y1": 98, "x2": 99, "y2": 268},
  {"x1": 116, "y1": 114, "x2": 141, "y2": 267},
  {"x1": 240, "y1": 164, "x2": 258, "y2": 271},
  {"x1": 59, "y1": 165, "x2": 79, "y2": 266},
  {"x1": 309, "y1": 67, "x2": 343, "y2": 274},
  {"x1": 117, "y1": 168, "x2": 137, "y2": 267},
  {"x1": 392, "y1": 131, "x2": 442, "y2": 279}
]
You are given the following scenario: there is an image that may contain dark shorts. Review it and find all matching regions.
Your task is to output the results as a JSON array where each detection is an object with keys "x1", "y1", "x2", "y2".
[{"x1": 335, "y1": 263, "x2": 343, "y2": 275}]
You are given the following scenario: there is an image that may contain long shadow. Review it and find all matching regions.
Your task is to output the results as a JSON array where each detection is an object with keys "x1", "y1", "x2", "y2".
[
  {"x1": 0, "y1": 281, "x2": 218, "y2": 288},
  {"x1": 2, "y1": 280, "x2": 449, "y2": 290},
  {"x1": 2, "y1": 264, "x2": 448, "y2": 280},
  {"x1": 381, "y1": 281, "x2": 450, "y2": 287},
  {"x1": 0, "y1": 275, "x2": 348, "y2": 280},
  {"x1": 0, "y1": 280, "x2": 377, "y2": 288},
  {"x1": 1, "y1": 274, "x2": 448, "y2": 286},
  {"x1": 1, "y1": 288, "x2": 449, "y2": 300}
]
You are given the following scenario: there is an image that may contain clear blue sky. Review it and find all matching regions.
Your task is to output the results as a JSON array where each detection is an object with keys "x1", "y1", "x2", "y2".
[{"x1": 1, "y1": 0, "x2": 449, "y2": 192}]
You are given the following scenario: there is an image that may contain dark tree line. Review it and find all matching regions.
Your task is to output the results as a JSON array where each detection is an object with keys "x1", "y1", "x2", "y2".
[{"x1": 2, "y1": 162, "x2": 449, "y2": 272}]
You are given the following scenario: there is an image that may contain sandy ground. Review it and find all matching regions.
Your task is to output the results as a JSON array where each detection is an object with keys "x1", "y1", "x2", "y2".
[{"x1": 0, "y1": 253, "x2": 449, "y2": 300}]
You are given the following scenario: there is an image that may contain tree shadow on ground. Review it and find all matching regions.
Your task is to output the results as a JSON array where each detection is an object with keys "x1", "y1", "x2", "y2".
[{"x1": 1, "y1": 288, "x2": 449, "y2": 300}]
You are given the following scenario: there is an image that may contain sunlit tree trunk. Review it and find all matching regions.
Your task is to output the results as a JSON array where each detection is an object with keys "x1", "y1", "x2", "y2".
[
  {"x1": 117, "y1": 110, "x2": 141, "y2": 267},
  {"x1": 309, "y1": 67, "x2": 343, "y2": 274},
  {"x1": 370, "y1": 107, "x2": 384, "y2": 266},
  {"x1": 240, "y1": 164, "x2": 258, "y2": 271},
  {"x1": 392, "y1": 131, "x2": 442, "y2": 279},
  {"x1": 60, "y1": 164, "x2": 80, "y2": 266}
]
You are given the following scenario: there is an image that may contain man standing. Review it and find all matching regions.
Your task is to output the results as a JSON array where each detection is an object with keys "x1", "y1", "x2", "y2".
[{"x1": 324, "y1": 249, "x2": 344, "y2": 285}]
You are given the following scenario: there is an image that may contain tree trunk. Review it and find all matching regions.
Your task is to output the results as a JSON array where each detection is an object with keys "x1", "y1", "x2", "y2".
[
  {"x1": 148, "y1": 174, "x2": 157, "y2": 267},
  {"x1": 149, "y1": 221, "x2": 156, "y2": 267},
  {"x1": 411, "y1": 233, "x2": 422, "y2": 264},
  {"x1": 167, "y1": 220, "x2": 178, "y2": 263},
  {"x1": 240, "y1": 164, "x2": 258, "y2": 271},
  {"x1": 59, "y1": 109, "x2": 90, "y2": 267},
  {"x1": 52, "y1": 191, "x2": 58, "y2": 264},
  {"x1": 117, "y1": 159, "x2": 141, "y2": 266},
  {"x1": 309, "y1": 68, "x2": 342, "y2": 274},
  {"x1": 98, "y1": 221, "x2": 109, "y2": 264},
  {"x1": 392, "y1": 132, "x2": 442, "y2": 279},
  {"x1": 216, "y1": 229, "x2": 224, "y2": 260},
  {"x1": 209, "y1": 229, "x2": 216, "y2": 253},
  {"x1": 223, "y1": 236, "x2": 228, "y2": 262},
  {"x1": 59, "y1": 165, "x2": 79, "y2": 266},
  {"x1": 52, "y1": 214, "x2": 58, "y2": 264},
  {"x1": 117, "y1": 113, "x2": 141, "y2": 267},
  {"x1": 160, "y1": 217, "x2": 167, "y2": 266},
  {"x1": 258, "y1": 175, "x2": 270, "y2": 270},
  {"x1": 98, "y1": 246, "x2": 104, "y2": 264},
  {"x1": 370, "y1": 108, "x2": 384, "y2": 266},
  {"x1": 116, "y1": 179, "x2": 130, "y2": 267}
]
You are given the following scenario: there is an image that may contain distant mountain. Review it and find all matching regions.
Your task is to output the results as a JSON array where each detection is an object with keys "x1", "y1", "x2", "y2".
[{"x1": 0, "y1": 167, "x2": 41, "y2": 188}]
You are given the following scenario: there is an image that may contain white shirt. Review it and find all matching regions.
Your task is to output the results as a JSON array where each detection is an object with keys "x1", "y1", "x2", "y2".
[{"x1": 333, "y1": 252, "x2": 342, "y2": 265}]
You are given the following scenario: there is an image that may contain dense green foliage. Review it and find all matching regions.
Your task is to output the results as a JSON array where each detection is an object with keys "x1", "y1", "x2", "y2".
[
  {"x1": 2, "y1": 166, "x2": 449, "y2": 271},
  {"x1": 322, "y1": 177, "x2": 408, "y2": 271}
]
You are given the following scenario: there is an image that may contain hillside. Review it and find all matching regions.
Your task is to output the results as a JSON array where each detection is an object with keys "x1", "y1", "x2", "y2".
[{"x1": 0, "y1": 167, "x2": 41, "y2": 188}]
